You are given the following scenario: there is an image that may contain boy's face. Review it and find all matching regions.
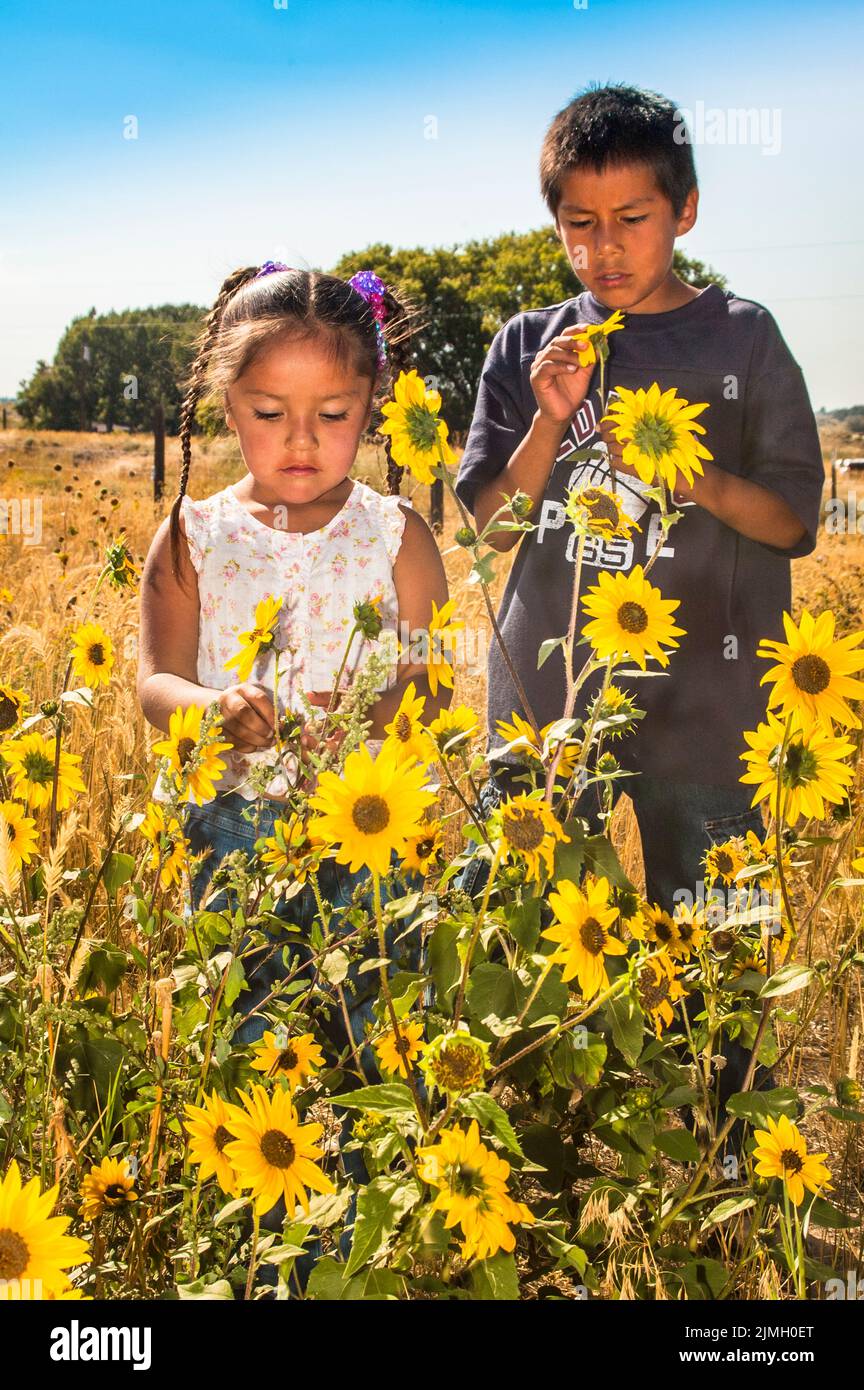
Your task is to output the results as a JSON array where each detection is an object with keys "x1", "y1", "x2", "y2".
[{"x1": 554, "y1": 162, "x2": 698, "y2": 312}]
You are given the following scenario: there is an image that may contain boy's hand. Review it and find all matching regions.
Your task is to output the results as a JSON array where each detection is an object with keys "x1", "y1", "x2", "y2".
[
  {"x1": 529, "y1": 324, "x2": 596, "y2": 423},
  {"x1": 217, "y1": 683, "x2": 275, "y2": 753},
  {"x1": 598, "y1": 416, "x2": 644, "y2": 481}
]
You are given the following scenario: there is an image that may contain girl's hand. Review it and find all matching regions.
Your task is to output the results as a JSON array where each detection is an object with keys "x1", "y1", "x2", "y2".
[
  {"x1": 217, "y1": 684, "x2": 275, "y2": 753},
  {"x1": 529, "y1": 325, "x2": 596, "y2": 423},
  {"x1": 299, "y1": 691, "x2": 347, "y2": 764}
]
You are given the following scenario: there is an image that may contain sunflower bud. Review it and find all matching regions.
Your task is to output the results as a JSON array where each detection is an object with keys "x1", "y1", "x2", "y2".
[
  {"x1": 710, "y1": 929, "x2": 736, "y2": 955},
  {"x1": 835, "y1": 1076, "x2": 863, "y2": 1108},
  {"x1": 509, "y1": 491, "x2": 533, "y2": 520},
  {"x1": 455, "y1": 526, "x2": 476, "y2": 548}
]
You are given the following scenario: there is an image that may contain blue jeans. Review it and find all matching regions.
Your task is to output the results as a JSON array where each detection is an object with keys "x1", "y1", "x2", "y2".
[
  {"x1": 459, "y1": 770, "x2": 772, "y2": 1146},
  {"x1": 182, "y1": 791, "x2": 426, "y2": 1290}
]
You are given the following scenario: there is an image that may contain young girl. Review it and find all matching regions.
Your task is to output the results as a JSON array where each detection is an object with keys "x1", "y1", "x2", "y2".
[{"x1": 136, "y1": 262, "x2": 450, "y2": 1065}]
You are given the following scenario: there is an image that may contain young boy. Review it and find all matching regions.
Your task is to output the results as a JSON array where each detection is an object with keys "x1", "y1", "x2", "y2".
[{"x1": 455, "y1": 84, "x2": 825, "y2": 1117}]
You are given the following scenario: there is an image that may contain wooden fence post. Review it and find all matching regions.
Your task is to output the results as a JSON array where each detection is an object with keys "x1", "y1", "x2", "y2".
[{"x1": 153, "y1": 402, "x2": 165, "y2": 503}]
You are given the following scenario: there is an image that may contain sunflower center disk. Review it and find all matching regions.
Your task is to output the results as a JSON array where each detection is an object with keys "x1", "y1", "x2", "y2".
[
  {"x1": 0, "y1": 696, "x2": 17, "y2": 731},
  {"x1": 780, "y1": 1147, "x2": 804, "y2": 1175},
  {"x1": 177, "y1": 737, "x2": 196, "y2": 767},
  {"x1": 394, "y1": 713, "x2": 412, "y2": 741},
  {"x1": 503, "y1": 812, "x2": 545, "y2": 852},
  {"x1": 638, "y1": 970, "x2": 670, "y2": 1012},
  {"x1": 617, "y1": 601, "x2": 648, "y2": 634},
  {"x1": 714, "y1": 852, "x2": 733, "y2": 877},
  {"x1": 88, "y1": 643, "x2": 105, "y2": 664},
  {"x1": 0, "y1": 1228, "x2": 29, "y2": 1281},
  {"x1": 260, "y1": 1128, "x2": 297, "y2": 1168},
  {"x1": 632, "y1": 412, "x2": 677, "y2": 460},
  {"x1": 352, "y1": 794, "x2": 390, "y2": 835},
  {"x1": 791, "y1": 654, "x2": 831, "y2": 695},
  {"x1": 213, "y1": 1125, "x2": 232, "y2": 1153},
  {"x1": 579, "y1": 916, "x2": 606, "y2": 955},
  {"x1": 278, "y1": 1047, "x2": 299, "y2": 1071},
  {"x1": 104, "y1": 1183, "x2": 128, "y2": 1202},
  {"x1": 582, "y1": 491, "x2": 620, "y2": 526}
]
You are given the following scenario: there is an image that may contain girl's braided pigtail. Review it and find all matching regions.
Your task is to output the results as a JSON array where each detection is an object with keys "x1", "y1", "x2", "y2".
[
  {"x1": 168, "y1": 265, "x2": 259, "y2": 590},
  {"x1": 378, "y1": 286, "x2": 418, "y2": 497}
]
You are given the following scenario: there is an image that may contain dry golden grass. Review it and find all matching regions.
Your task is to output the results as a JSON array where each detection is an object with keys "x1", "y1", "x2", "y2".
[{"x1": 1, "y1": 419, "x2": 863, "y2": 1279}]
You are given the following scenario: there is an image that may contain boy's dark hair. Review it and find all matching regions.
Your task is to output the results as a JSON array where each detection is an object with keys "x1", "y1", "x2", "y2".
[
  {"x1": 169, "y1": 268, "x2": 416, "y2": 590},
  {"x1": 540, "y1": 84, "x2": 697, "y2": 219}
]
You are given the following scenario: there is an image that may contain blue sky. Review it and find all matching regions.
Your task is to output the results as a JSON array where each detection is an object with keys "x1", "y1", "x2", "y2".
[{"x1": 3, "y1": 0, "x2": 862, "y2": 408}]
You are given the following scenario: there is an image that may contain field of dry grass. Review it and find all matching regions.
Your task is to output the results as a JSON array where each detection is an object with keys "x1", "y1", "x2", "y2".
[{"x1": 1, "y1": 416, "x2": 863, "y2": 1291}]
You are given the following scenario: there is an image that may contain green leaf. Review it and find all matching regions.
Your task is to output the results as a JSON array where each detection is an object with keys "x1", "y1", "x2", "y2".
[
  {"x1": 700, "y1": 1196, "x2": 756, "y2": 1231},
  {"x1": 538, "y1": 636, "x2": 565, "y2": 670},
  {"x1": 725, "y1": 1087, "x2": 799, "y2": 1125},
  {"x1": 654, "y1": 1128, "x2": 700, "y2": 1163},
  {"x1": 469, "y1": 552, "x2": 498, "y2": 586},
  {"x1": 605, "y1": 990, "x2": 644, "y2": 1068},
  {"x1": 318, "y1": 947, "x2": 350, "y2": 986},
  {"x1": 222, "y1": 958, "x2": 247, "y2": 1009},
  {"x1": 176, "y1": 1278, "x2": 234, "y2": 1300},
  {"x1": 344, "y1": 1176, "x2": 422, "y2": 1277},
  {"x1": 102, "y1": 852, "x2": 136, "y2": 895},
  {"x1": 428, "y1": 920, "x2": 461, "y2": 1011},
  {"x1": 331, "y1": 1083, "x2": 416, "y2": 1115},
  {"x1": 678, "y1": 1256, "x2": 729, "y2": 1300},
  {"x1": 503, "y1": 897, "x2": 542, "y2": 952},
  {"x1": 458, "y1": 1093, "x2": 524, "y2": 1157},
  {"x1": 759, "y1": 964, "x2": 814, "y2": 998},
  {"x1": 547, "y1": 1029, "x2": 607, "y2": 1089},
  {"x1": 470, "y1": 1252, "x2": 520, "y2": 1300},
  {"x1": 804, "y1": 1196, "x2": 856, "y2": 1230}
]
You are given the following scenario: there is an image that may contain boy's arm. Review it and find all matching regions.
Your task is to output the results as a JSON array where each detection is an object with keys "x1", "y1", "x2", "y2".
[
  {"x1": 601, "y1": 314, "x2": 825, "y2": 556},
  {"x1": 457, "y1": 322, "x2": 595, "y2": 553}
]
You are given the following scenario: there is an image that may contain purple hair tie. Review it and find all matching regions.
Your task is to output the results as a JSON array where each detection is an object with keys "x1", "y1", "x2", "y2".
[
  {"x1": 347, "y1": 270, "x2": 389, "y2": 370},
  {"x1": 254, "y1": 260, "x2": 293, "y2": 279}
]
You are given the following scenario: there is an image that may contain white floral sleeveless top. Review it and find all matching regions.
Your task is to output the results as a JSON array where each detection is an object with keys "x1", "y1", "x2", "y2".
[{"x1": 150, "y1": 479, "x2": 408, "y2": 804}]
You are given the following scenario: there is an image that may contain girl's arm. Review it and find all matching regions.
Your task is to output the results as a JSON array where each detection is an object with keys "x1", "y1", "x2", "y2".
[
  {"x1": 364, "y1": 503, "x2": 452, "y2": 738},
  {"x1": 137, "y1": 515, "x2": 274, "y2": 752}
]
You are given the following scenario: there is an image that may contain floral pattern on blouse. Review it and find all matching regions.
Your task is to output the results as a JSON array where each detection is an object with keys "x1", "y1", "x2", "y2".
[{"x1": 150, "y1": 479, "x2": 409, "y2": 803}]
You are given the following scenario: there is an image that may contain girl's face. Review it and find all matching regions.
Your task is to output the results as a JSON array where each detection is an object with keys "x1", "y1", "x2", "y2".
[{"x1": 224, "y1": 334, "x2": 375, "y2": 504}]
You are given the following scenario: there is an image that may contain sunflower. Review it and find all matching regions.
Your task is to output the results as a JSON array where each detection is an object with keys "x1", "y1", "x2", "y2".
[
  {"x1": 260, "y1": 817, "x2": 322, "y2": 885},
  {"x1": 0, "y1": 732, "x2": 87, "y2": 812},
  {"x1": 0, "y1": 684, "x2": 27, "y2": 734},
  {"x1": 635, "y1": 953, "x2": 687, "y2": 1037},
  {"x1": 308, "y1": 741, "x2": 436, "y2": 876},
  {"x1": 426, "y1": 599, "x2": 464, "y2": 698},
  {"x1": 757, "y1": 608, "x2": 864, "y2": 732},
  {"x1": 224, "y1": 595, "x2": 283, "y2": 683},
  {"x1": 739, "y1": 712, "x2": 856, "y2": 825},
  {"x1": 425, "y1": 704, "x2": 479, "y2": 758},
  {"x1": 704, "y1": 838, "x2": 746, "y2": 886},
  {"x1": 420, "y1": 1026, "x2": 490, "y2": 1097},
  {"x1": 79, "y1": 1158, "x2": 138, "y2": 1221},
  {"x1": 0, "y1": 1160, "x2": 90, "y2": 1299},
  {"x1": 581, "y1": 565, "x2": 685, "y2": 670},
  {"x1": 382, "y1": 681, "x2": 430, "y2": 766},
  {"x1": 151, "y1": 705, "x2": 233, "y2": 807},
  {"x1": 670, "y1": 901, "x2": 706, "y2": 960},
  {"x1": 184, "y1": 1090, "x2": 241, "y2": 1197},
  {"x1": 416, "y1": 1120, "x2": 534, "y2": 1263},
  {"x1": 0, "y1": 800, "x2": 38, "y2": 876},
  {"x1": 0, "y1": 589, "x2": 12, "y2": 604},
  {"x1": 140, "y1": 801, "x2": 189, "y2": 890},
  {"x1": 70, "y1": 621, "x2": 115, "y2": 690},
  {"x1": 379, "y1": 369, "x2": 456, "y2": 485},
  {"x1": 105, "y1": 535, "x2": 140, "y2": 590},
  {"x1": 373, "y1": 1019, "x2": 425, "y2": 1079},
  {"x1": 853, "y1": 847, "x2": 864, "y2": 875},
  {"x1": 494, "y1": 712, "x2": 540, "y2": 761},
  {"x1": 569, "y1": 309, "x2": 625, "y2": 368},
  {"x1": 401, "y1": 817, "x2": 444, "y2": 876},
  {"x1": 497, "y1": 794, "x2": 570, "y2": 883},
  {"x1": 543, "y1": 875, "x2": 625, "y2": 999},
  {"x1": 223, "y1": 1083, "x2": 335, "y2": 1216},
  {"x1": 250, "y1": 1029, "x2": 325, "y2": 1091},
  {"x1": 565, "y1": 483, "x2": 641, "y2": 540},
  {"x1": 602, "y1": 382, "x2": 713, "y2": 490},
  {"x1": 751, "y1": 1114, "x2": 832, "y2": 1207},
  {"x1": 638, "y1": 904, "x2": 680, "y2": 952}
]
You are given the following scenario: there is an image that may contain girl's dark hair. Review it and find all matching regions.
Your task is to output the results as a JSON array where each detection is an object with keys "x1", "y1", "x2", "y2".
[
  {"x1": 169, "y1": 267, "x2": 416, "y2": 589},
  {"x1": 540, "y1": 84, "x2": 697, "y2": 219}
]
